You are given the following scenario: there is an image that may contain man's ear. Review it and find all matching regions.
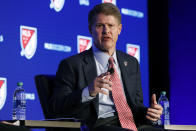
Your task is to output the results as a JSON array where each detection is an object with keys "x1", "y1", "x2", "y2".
[{"x1": 118, "y1": 24, "x2": 122, "y2": 35}]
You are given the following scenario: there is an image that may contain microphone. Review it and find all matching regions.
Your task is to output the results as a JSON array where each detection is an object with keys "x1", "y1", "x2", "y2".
[{"x1": 108, "y1": 67, "x2": 114, "y2": 74}]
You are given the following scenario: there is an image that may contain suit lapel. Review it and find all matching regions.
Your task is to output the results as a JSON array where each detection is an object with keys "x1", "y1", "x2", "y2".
[
  {"x1": 83, "y1": 49, "x2": 97, "y2": 86},
  {"x1": 83, "y1": 49, "x2": 99, "y2": 115}
]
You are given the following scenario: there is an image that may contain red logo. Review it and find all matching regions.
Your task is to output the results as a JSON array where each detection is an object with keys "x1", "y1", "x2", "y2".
[
  {"x1": 21, "y1": 29, "x2": 35, "y2": 49},
  {"x1": 77, "y1": 35, "x2": 92, "y2": 53},
  {"x1": 0, "y1": 78, "x2": 7, "y2": 110},
  {"x1": 128, "y1": 47, "x2": 138, "y2": 56},
  {"x1": 126, "y1": 44, "x2": 140, "y2": 62},
  {"x1": 20, "y1": 26, "x2": 37, "y2": 59},
  {"x1": 102, "y1": 0, "x2": 116, "y2": 5},
  {"x1": 0, "y1": 80, "x2": 4, "y2": 89}
]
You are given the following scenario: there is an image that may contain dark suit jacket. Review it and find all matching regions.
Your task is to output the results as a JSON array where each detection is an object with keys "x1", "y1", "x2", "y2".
[{"x1": 50, "y1": 49, "x2": 148, "y2": 129}]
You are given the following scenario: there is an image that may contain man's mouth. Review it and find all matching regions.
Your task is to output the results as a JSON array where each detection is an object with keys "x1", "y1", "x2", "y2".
[{"x1": 102, "y1": 36, "x2": 111, "y2": 41}]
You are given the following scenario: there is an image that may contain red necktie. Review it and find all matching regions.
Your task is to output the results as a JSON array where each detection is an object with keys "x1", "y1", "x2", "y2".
[{"x1": 108, "y1": 57, "x2": 137, "y2": 131}]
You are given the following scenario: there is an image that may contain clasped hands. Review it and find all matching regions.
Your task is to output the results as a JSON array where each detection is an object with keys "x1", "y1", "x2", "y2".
[{"x1": 88, "y1": 73, "x2": 163, "y2": 122}]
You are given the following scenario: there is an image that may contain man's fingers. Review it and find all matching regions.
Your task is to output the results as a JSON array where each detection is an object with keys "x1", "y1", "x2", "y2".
[
  {"x1": 98, "y1": 82, "x2": 112, "y2": 91},
  {"x1": 148, "y1": 107, "x2": 163, "y2": 115},
  {"x1": 152, "y1": 104, "x2": 163, "y2": 113},
  {"x1": 147, "y1": 94, "x2": 163, "y2": 122},
  {"x1": 151, "y1": 94, "x2": 157, "y2": 104},
  {"x1": 99, "y1": 72, "x2": 110, "y2": 78},
  {"x1": 99, "y1": 88, "x2": 109, "y2": 95},
  {"x1": 89, "y1": 73, "x2": 113, "y2": 96},
  {"x1": 146, "y1": 107, "x2": 162, "y2": 122},
  {"x1": 146, "y1": 115, "x2": 159, "y2": 122},
  {"x1": 147, "y1": 109, "x2": 161, "y2": 118},
  {"x1": 97, "y1": 76, "x2": 113, "y2": 90}
]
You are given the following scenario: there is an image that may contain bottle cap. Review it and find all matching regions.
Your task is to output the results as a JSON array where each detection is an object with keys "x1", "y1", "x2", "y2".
[
  {"x1": 161, "y1": 91, "x2": 166, "y2": 95},
  {"x1": 17, "y1": 82, "x2": 23, "y2": 86}
]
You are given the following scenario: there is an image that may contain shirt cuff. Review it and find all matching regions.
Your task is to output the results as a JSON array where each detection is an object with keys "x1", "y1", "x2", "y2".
[{"x1": 82, "y1": 87, "x2": 95, "y2": 103}]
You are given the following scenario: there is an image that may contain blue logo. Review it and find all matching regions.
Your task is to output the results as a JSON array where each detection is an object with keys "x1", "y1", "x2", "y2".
[
  {"x1": 79, "y1": 0, "x2": 89, "y2": 6},
  {"x1": 121, "y1": 8, "x2": 144, "y2": 18},
  {"x1": 0, "y1": 35, "x2": 3, "y2": 43},
  {"x1": 44, "y1": 42, "x2": 71, "y2": 52}
]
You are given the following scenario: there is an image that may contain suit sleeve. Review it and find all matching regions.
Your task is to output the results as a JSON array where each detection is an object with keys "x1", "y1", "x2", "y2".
[
  {"x1": 49, "y1": 59, "x2": 93, "y2": 118},
  {"x1": 132, "y1": 59, "x2": 149, "y2": 126}
]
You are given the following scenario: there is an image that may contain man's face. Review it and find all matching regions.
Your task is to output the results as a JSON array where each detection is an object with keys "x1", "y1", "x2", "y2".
[{"x1": 90, "y1": 13, "x2": 122, "y2": 55}]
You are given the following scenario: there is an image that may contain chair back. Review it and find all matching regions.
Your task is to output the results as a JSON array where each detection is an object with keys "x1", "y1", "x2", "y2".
[
  {"x1": 34, "y1": 74, "x2": 56, "y2": 119},
  {"x1": 34, "y1": 74, "x2": 88, "y2": 131}
]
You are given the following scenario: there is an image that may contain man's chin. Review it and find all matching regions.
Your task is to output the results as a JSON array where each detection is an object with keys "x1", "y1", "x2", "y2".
[
  {"x1": 94, "y1": 41, "x2": 115, "y2": 52},
  {"x1": 102, "y1": 41, "x2": 114, "y2": 47},
  {"x1": 100, "y1": 46, "x2": 115, "y2": 54}
]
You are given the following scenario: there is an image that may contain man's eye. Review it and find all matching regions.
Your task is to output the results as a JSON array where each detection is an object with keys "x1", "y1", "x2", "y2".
[
  {"x1": 109, "y1": 24, "x2": 114, "y2": 27},
  {"x1": 96, "y1": 24, "x2": 103, "y2": 28}
]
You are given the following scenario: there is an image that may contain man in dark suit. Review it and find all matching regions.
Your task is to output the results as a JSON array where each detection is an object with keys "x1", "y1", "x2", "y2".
[{"x1": 50, "y1": 3, "x2": 163, "y2": 131}]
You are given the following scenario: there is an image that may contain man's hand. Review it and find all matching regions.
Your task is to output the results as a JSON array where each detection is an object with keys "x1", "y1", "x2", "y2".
[
  {"x1": 146, "y1": 94, "x2": 163, "y2": 122},
  {"x1": 88, "y1": 73, "x2": 113, "y2": 97}
]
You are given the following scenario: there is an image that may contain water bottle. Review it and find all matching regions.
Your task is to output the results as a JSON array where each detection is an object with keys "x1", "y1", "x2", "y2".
[
  {"x1": 158, "y1": 91, "x2": 170, "y2": 126},
  {"x1": 12, "y1": 82, "x2": 26, "y2": 120}
]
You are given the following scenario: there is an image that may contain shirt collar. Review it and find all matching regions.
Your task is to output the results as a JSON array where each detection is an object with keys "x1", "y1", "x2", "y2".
[{"x1": 92, "y1": 45, "x2": 117, "y2": 68}]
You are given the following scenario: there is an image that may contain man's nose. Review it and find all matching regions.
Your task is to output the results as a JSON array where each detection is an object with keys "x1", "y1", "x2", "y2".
[{"x1": 102, "y1": 26, "x2": 109, "y2": 34}]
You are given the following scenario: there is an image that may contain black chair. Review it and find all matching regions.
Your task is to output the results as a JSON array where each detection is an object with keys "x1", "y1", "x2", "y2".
[
  {"x1": 34, "y1": 75, "x2": 56, "y2": 119},
  {"x1": 34, "y1": 74, "x2": 87, "y2": 131}
]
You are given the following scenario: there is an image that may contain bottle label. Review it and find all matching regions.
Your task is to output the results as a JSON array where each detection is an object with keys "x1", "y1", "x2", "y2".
[{"x1": 12, "y1": 88, "x2": 26, "y2": 120}]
